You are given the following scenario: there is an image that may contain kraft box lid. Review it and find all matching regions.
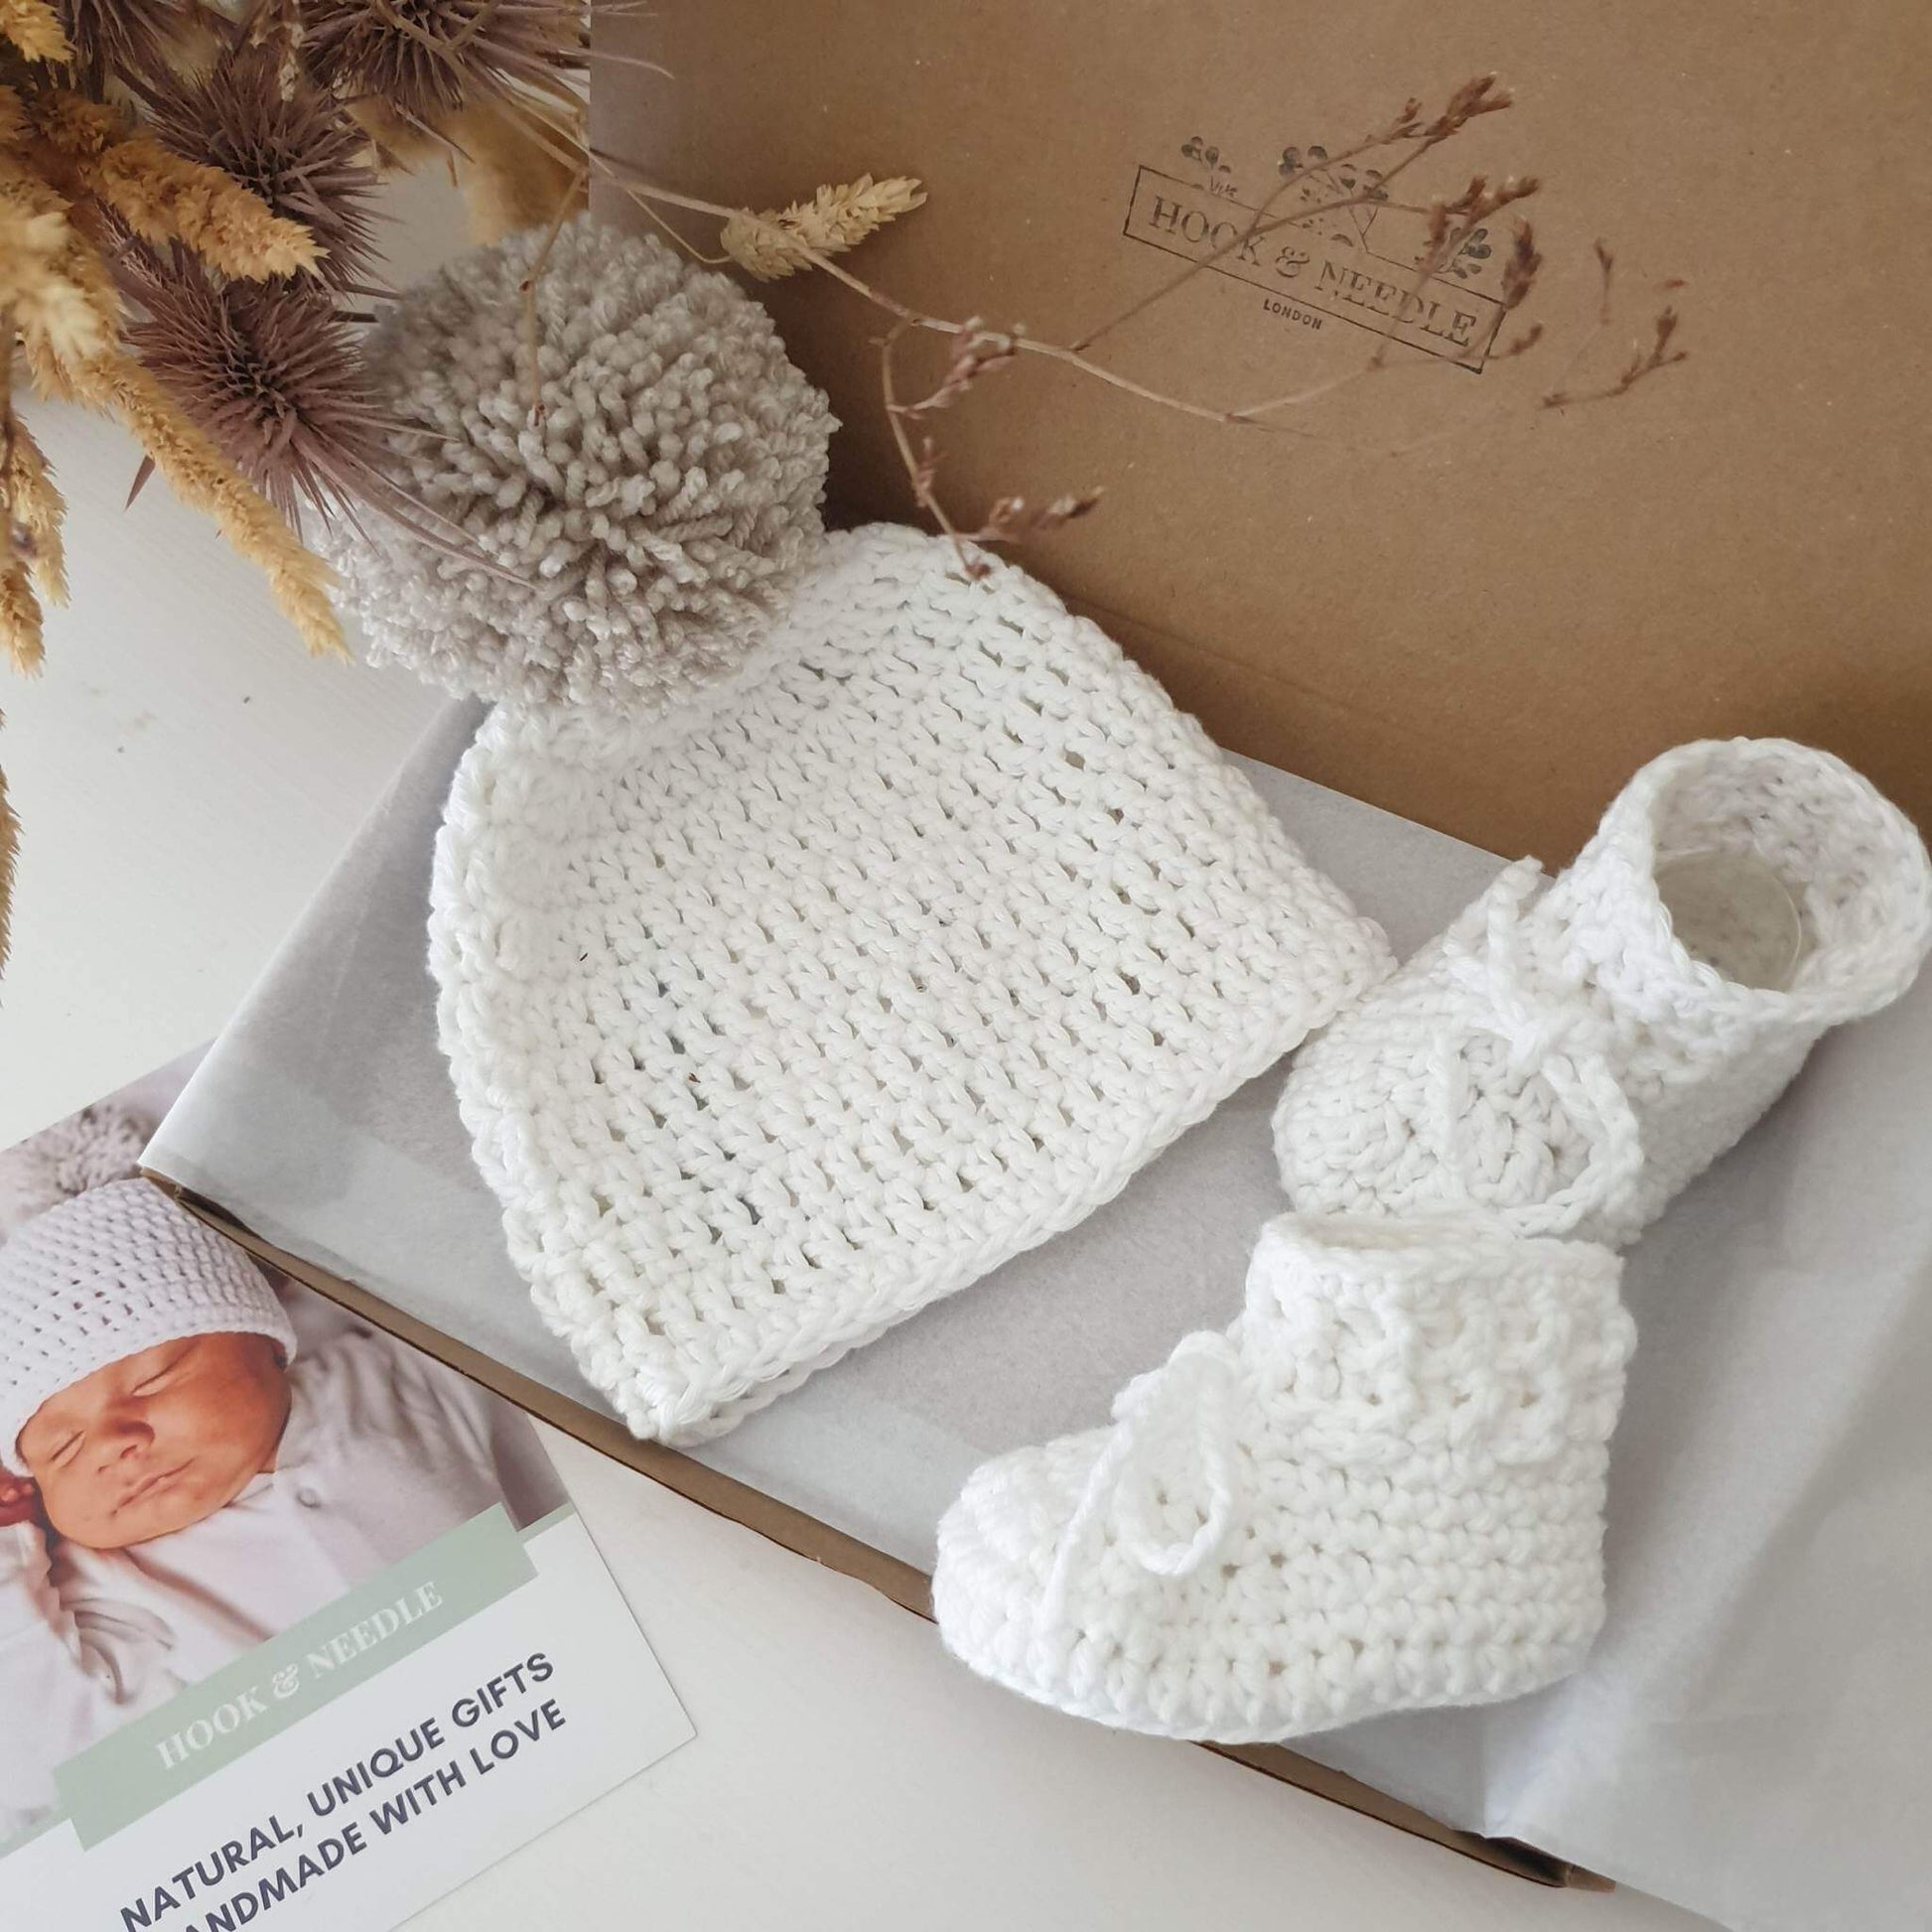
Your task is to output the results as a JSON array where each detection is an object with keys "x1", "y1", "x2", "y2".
[{"x1": 588, "y1": 0, "x2": 1932, "y2": 864}]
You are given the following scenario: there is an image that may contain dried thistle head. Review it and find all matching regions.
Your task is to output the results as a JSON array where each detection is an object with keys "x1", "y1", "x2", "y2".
[
  {"x1": 137, "y1": 34, "x2": 383, "y2": 291},
  {"x1": 123, "y1": 244, "x2": 395, "y2": 527},
  {"x1": 56, "y1": 0, "x2": 185, "y2": 91},
  {"x1": 298, "y1": 0, "x2": 581, "y2": 135}
]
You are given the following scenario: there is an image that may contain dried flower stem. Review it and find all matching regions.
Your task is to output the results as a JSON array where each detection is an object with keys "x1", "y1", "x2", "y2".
[
  {"x1": 1536, "y1": 238, "x2": 1619, "y2": 404},
  {"x1": 596, "y1": 70, "x2": 1691, "y2": 556},
  {"x1": 590, "y1": 75, "x2": 1548, "y2": 441},
  {"x1": 593, "y1": 154, "x2": 1319, "y2": 436},
  {"x1": 520, "y1": 161, "x2": 584, "y2": 422},
  {"x1": 626, "y1": 192, "x2": 728, "y2": 265},
  {"x1": 1543, "y1": 304, "x2": 1686, "y2": 409},
  {"x1": 880, "y1": 321, "x2": 1100, "y2": 579},
  {"x1": 879, "y1": 320, "x2": 962, "y2": 553}
]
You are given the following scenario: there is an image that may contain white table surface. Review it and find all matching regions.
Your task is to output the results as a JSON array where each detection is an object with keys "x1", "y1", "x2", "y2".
[{"x1": 0, "y1": 196, "x2": 1714, "y2": 1932}]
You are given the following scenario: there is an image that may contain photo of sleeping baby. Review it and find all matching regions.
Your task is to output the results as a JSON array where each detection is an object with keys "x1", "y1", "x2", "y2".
[{"x1": 0, "y1": 1069, "x2": 567, "y2": 1847}]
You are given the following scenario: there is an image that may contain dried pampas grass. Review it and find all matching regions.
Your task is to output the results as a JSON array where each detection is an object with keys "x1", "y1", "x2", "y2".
[
  {"x1": 0, "y1": 0, "x2": 68, "y2": 62},
  {"x1": 0, "y1": 190, "x2": 108, "y2": 368},
  {"x1": 0, "y1": 742, "x2": 15, "y2": 976},
  {"x1": 721, "y1": 175, "x2": 925, "y2": 281},
  {"x1": 36, "y1": 92, "x2": 321, "y2": 281},
  {"x1": 445, "y1": 97, "x2": 584, "y2": 243},
  {"x1": 4, "y1": 412, "x2": 67, "y2": 608},
  {"x1": 0, "y1": 566, "x2": 42, "y2": 672}
]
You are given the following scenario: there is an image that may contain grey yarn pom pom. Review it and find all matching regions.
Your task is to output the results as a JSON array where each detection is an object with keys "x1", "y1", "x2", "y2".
[{"x1": 323, "y1": 216, "x2": 836, "y2": 712}]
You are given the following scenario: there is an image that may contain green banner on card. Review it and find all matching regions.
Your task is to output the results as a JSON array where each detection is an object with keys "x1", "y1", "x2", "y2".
[{"x1": 55, "y1": 1505, "x2": 535, "y2": 1848}]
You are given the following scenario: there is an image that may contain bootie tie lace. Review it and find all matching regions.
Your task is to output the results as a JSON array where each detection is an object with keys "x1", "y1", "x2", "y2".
[
  {"x1": 933, "y1": 1215, "x2": 1633, "y2": 1743},
  {"x1": 1274, "y1": 738, "x2": 1932, "y2": 1246}
]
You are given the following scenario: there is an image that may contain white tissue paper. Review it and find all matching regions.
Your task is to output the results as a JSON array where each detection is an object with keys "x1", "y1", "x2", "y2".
[{"x1": 149, "y1": 700, "x2": 1932, "y2": 1932}]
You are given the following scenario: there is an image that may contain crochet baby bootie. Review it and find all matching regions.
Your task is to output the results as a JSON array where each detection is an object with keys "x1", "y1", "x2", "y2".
[
  {"x1": 932, "y1": 1214, "x2": 1632, "y2": 1741},
  {"x1": 1275, "y1": 739, "x2": 1932, "y2": 1246},
  {"x1": 430, "y1": 527, "x2": 1394, "y2": 1444}
]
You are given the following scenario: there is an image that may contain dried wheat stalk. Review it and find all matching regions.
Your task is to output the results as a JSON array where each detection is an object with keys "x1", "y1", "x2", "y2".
[
  {"x1": 0, "y1": 0, "x2": 67, "y2": 64},
  {"x1": 720, "y1": 175, "x2": 926, "y2": 280},
  {"x1": 32, "y1": 91, "x2": 322, "y2": 279}
]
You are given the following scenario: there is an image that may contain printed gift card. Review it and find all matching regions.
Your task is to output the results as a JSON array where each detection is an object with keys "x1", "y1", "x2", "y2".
[{"x1": 0, "y1": 1059, "x2": 693, "y2": 1929}]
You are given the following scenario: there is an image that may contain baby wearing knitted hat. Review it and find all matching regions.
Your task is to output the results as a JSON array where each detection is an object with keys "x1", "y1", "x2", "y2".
[{"x1": 0, "y1": 1180, "x2": 551, "y2": 1838}]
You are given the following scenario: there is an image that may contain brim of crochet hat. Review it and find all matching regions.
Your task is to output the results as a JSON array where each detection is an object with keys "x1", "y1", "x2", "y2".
[{"x1": 430, "y1": 525, "x2": 1390, "y2": 1444}]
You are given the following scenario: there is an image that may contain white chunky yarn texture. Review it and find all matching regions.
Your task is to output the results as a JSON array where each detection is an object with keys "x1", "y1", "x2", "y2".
[
  {"x1": 0, "y1": 1179, "x2": 296, "y2": 1473},
  {"x1": 931, "y1": 1214, "x2": 1633, "y2": 1742},
  {"x1": 1275, "y1": 738, "x2": 1932, "y2": 1246},
  {"x1": 322, "y1": 216, "x2": 835, "y2": 712},
  {"x1": 430, "y1": 525, "x2": 1393, "y2": 1445}
]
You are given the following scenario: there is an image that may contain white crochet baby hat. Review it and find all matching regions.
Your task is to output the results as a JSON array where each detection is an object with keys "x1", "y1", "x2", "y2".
[
  {"x1": 1276, "y1": 738, "x2": 1932, "y2": 1246},
  {"x1": 932, "y1": 1214, "x2": 1633, "y2": 1742},
  {"x1": 431, "y1": 525, "x2": 1394, "y2": 1444},
  {"x1": 0, "y1": 1179, "x2": 296, "y2": 1474}
]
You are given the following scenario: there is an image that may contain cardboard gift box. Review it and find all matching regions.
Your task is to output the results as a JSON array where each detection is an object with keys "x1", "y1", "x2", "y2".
[
  {"x1": 146, "y1": 6, "x2": 1932, "y2": 1924},
  {"x1": 587, "y1": 0, "x2": 1932, "y2": 860},
  {"x1": 148, "y1": 699, "x2": 1932, "y2": 1924}
]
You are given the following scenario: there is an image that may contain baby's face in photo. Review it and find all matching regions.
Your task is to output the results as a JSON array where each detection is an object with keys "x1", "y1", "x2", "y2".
[{"x1": 17, "y1": 1333, "x2": 291, "y2": 1551}]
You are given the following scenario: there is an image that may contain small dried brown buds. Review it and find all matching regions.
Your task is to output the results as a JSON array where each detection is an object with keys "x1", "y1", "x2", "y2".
[
  {"x1": 1500, "y1": 219, "x2": 1542, "y2": 310},
  {"x1": 903, "y1": 321, "x2": 1020, "y2": 416}
]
